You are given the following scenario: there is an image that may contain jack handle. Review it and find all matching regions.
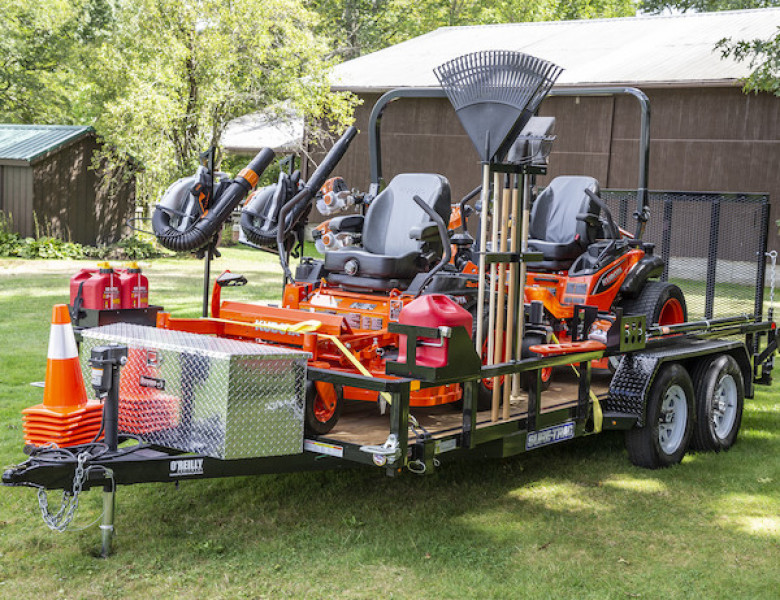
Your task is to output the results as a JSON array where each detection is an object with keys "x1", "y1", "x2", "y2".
[{"x1": 412, "y1": 195, "x2": 451, "y2": 297}]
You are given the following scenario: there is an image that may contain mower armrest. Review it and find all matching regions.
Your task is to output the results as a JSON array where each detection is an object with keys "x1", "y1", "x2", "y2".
[
  {"x1": 329, "y1": 214, "x2": 364, "y2": 234},
  {"x1": 576, "y1": 212, "x2": 599, "y2": 226},
  {"x1": 409, "y1": 223, "x2": 440, "y2": 242}
]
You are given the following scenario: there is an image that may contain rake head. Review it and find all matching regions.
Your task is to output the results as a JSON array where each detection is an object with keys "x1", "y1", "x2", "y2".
[{"x1": 434, "y1": 51, "x2": 563, "y2": 162}]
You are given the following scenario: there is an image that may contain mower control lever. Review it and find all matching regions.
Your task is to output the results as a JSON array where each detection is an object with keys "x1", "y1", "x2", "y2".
[
  {"x1": 585, "y1": 189, "x2": 620, "y2": 240},
  {"x1": 412, "y1": 195, "x2": 451, "y2": 297}
]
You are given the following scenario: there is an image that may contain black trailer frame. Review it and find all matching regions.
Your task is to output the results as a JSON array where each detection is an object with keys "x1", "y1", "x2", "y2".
[{"x1": 4, "y1": 312, "x2": 775, "y2": 554}]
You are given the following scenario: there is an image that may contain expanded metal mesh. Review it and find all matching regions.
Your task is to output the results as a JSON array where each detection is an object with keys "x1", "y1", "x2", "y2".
[
  {"x1": 602, "y1": 191, "x2": 771, "y2": 320},
  {"x1": 79, "y1": 324, "x2": 308, "y2": 459}
]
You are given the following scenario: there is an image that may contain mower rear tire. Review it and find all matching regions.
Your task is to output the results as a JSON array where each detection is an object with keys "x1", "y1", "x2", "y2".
[
  {"x1": 625, "y1": 363, "x2": 694, "y2": 469},
  {"x1": 304, "y1": 381, "x2": 342, "y2": 436},
  {"x1": 620, "y1": 281, "x2": 687, "y2": 326},
  {"x1": 690, "y1": 354, "x2": 744, "y2": 452}
]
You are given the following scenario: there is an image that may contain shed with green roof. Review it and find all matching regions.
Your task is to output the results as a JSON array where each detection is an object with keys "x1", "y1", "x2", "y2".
[{"x1": 0, "y1": 125, "x2": 135, "y2": 244}]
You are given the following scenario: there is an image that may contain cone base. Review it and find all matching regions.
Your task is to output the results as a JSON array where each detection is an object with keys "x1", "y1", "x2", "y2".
[
  {"x1": 23, "y1": 415, "x2": 103, "y2": 434},
  {"x1": 25, "y1": 431, "x2": 104, "y2": 448},
  {"x1": 23, "y1": 400, "x2": 103, "y2": 420}
]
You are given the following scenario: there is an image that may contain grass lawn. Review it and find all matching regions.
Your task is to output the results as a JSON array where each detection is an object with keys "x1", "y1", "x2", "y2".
[{"x1": 0, "y1": 248, "x2": 778, "y2": 599}]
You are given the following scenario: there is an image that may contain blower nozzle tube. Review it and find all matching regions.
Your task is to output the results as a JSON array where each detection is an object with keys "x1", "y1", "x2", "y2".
[{"x1": 153, "y1": 148, "x2": 275, "y2": 252}]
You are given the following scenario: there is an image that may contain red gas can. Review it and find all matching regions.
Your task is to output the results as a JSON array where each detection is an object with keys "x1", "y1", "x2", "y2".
[
  {"x1": 118, "y1": 262, "x2": 149, "y2": 309},
  {"x1": 69, "y1": 263, "x2": 120, "y2": 310},
  {"x1": 398, "y1": 294, "x2": 473, "y2": 368}
]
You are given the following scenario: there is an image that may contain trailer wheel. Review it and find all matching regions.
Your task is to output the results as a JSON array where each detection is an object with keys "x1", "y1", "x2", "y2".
[
  {"x1": 625, "y1": 363, "x2": 694, "y2": 468},
  {"x1": 620, "y1": 281, "x2": 687, "y2": 326},
  {"x1": 304, "y1": 381, "x2": 342, "y2": 436},
  {"x1": 691, "y1": 354, "x2": 744, "y2": 452}
]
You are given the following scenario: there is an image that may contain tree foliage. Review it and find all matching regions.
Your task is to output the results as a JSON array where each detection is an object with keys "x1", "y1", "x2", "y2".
[
  {"x1": 309, "y1": 0, "x2": 637, "y2": 60},
  {"x1": 639, "y1": 0, "x2": 775, "y2": 14},
  {"x1": 0, "y1": 0, "x2": 357, "y2": 207},
  {"x1": 718, "y1": 27, "x2": 780, "y2": 95},
  {"x1": 86, "y1": 0, "x2": 357, "y2": 205}
]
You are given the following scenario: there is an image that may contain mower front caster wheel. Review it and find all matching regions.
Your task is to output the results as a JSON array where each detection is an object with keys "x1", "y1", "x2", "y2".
[
  {"x1": 625, "y1": 363, "x2": 694, "y2": 469},
  {"x1": 304, "y1": 381, "x2": 342, "y2": 436}
]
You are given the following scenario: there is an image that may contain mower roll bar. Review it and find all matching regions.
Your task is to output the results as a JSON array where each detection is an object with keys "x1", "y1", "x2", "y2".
[
  {"x1": 278, "y1": 126, "x2": 358, "y2": 282},
  {"x1": 368, "y1": 86, "x2": 651, "y2": 239}
]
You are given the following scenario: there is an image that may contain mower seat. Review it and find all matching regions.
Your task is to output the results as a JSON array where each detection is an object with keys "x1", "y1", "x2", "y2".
[
  {"x1": 325, "y1": 173, "x2": 451, "y2": 291},
  {"x1": 527, "y1": 176, "x2": 602, "y2": 272}
]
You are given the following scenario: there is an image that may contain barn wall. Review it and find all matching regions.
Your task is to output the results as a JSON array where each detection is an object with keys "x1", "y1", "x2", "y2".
[
  {"x1": 32, "y1": 136, "x2": 134, "y2": 245},
  {"x1": 0, "y1": 165, "x2": 34, "y2": 236},
  {"x1": 317, "y1": 86, "x2": 779, "y2": 252}
]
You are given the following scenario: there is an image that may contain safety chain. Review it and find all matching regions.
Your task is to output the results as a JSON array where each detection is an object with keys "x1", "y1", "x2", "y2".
[
  {"x1": 37, "y1": 451, "x2": 91, "y2": 532},
  {"x1": 766, "y1": 251, "x2": 777, "y2": 312}
]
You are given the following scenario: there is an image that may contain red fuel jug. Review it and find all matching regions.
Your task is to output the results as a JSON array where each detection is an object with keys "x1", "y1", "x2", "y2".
[
  {"x1": 398, "y1": 294, "x2": 473, "y2": 368},
  {"x1": 118, "y1": 262, "x2": 149, "y2": 309},
  {"x1": 69, "y1": 263, "x2": 120, "y2": 310}
]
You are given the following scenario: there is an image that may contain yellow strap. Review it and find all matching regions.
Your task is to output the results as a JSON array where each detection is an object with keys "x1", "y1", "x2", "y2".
[
  {"x1": 320, "y1": 334, "x2": 393, "y2": 406},
  {"x1": 550, "y1": 333, "x2": 603, "y2": 433},
  {"x1": 211, "y1": 316, "x2": 323, "y2": 334}
]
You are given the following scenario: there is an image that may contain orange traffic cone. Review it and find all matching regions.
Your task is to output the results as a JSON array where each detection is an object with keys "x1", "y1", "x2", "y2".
[
  {"x1": 22, "y1": 304, "x2": 103, "y2": 447},
  {"x1": 116, "y1": 348, "x2": 179, "y2": 435}
]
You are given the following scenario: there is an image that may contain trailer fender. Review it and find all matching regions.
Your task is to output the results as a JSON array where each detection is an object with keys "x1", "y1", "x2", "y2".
[
  {"x1": 607, "y1": 353, "x2": 661, "y2": 427},
  {"x1": 607, "y1": 339, "x2": 752, "y2": 427}
]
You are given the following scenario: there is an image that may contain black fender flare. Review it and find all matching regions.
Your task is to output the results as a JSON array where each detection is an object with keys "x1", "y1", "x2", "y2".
[{"x1": 619, "y1": 255, "x2": 664, "y2": 298}]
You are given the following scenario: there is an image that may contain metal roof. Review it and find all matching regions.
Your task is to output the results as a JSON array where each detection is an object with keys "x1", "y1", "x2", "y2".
[
  {"x1": 221, "y1": 112, "x2": 304, "y2": 154},
  {"x1": 330, "y1": 8, "x2": 780, "y2": 92},
  {"x1": 0, "y1": 125, "x2": 94, "y2": 166}
]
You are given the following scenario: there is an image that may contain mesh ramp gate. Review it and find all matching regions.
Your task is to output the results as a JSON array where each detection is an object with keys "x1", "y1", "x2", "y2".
[{"x1": 602, "y1": 190, "x2": 771, "y2": 320}]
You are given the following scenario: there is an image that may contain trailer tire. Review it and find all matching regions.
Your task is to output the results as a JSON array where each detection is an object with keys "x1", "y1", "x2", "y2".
[
  {"x1": 691, "y1": 354, "x2": 744, "y2": 452},
  {"x1": 625, "y1": 363, "x2": 694, "y2": 469},
  {"x1": 304, "y1": 381, "x2": 342, "y2": 436},
  {"x1": 619, "y1": 281, "x2": 687, "y2": 326}
]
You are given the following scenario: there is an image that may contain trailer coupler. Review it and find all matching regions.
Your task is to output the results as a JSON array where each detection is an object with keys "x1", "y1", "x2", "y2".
[{"x1": 4, "y1": 445, "x2": 118, "y2": 556}]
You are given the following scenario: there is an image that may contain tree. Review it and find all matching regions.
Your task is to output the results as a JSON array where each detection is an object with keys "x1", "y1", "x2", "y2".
[
  {"x1": 309, "y1": 0, "x2": 637, "y2": 60},
  {"x1": 85, "y1": 0, "x2": 357, "y2": 207},
  {"x1": 718, "y1": 27, "x2": 779, "y2": 95},
  {"x1": 640, "y1": 0, "x2": 775, "y2": 13}
]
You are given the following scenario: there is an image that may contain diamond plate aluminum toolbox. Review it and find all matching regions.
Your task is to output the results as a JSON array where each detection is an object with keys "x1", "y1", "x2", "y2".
[{"x1": 79, "y1": 324, "x2": 308, "y2": 459}]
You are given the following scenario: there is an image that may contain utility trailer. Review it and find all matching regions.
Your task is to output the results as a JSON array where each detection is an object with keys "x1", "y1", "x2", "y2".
[
  {"x1": 3, "y1": 309, "x2": 776, "y2": 555},
  {"x1": 3, "y1": 52, "x2": 777, "y2": 557}
]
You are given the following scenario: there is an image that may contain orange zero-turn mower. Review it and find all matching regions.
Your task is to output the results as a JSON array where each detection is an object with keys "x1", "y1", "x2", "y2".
[
  {"x1": 158, "y1": 128, "x2": 473, "y2": 435},
  {"x1": 520, "y1": 175, "x2": 686, "y2": 377}
]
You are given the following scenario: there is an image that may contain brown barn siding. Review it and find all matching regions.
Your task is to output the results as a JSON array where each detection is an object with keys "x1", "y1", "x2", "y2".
[
  {"x1": 33, "y1": 137, "x2": 96, "y2": 243},
  {"x1": 30, "y1": 136, "x2": 134, "y2": 245},
  {"x1": 0, "y1": 166, "x2": 34, "y2": 236},
  {"x1": 316, "y1": 86, "x2": 779, "y2": 251}
]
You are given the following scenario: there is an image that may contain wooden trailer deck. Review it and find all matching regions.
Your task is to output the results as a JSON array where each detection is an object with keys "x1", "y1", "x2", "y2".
[{"x1": 325, "y1": 370, "x2": 612, "y2": 445}]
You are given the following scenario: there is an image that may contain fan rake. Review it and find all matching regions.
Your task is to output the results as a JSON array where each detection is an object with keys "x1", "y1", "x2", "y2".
[
  {"x1": 434, "y1": 50, "x2": 562, "y2": 421},
  {"x1": 434, "y1": 50, "x2": 562, "y2": 163}
]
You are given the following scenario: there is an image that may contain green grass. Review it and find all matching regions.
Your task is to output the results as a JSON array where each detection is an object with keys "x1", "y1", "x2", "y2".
[{"x1": 1, "y1": 250, "x2": 778, "y2": 599}]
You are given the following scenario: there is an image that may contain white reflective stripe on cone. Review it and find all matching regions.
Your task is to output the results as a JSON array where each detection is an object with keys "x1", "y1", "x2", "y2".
[{"x1": 47, "y1": 323, "x2": 79, "y2": 360}]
